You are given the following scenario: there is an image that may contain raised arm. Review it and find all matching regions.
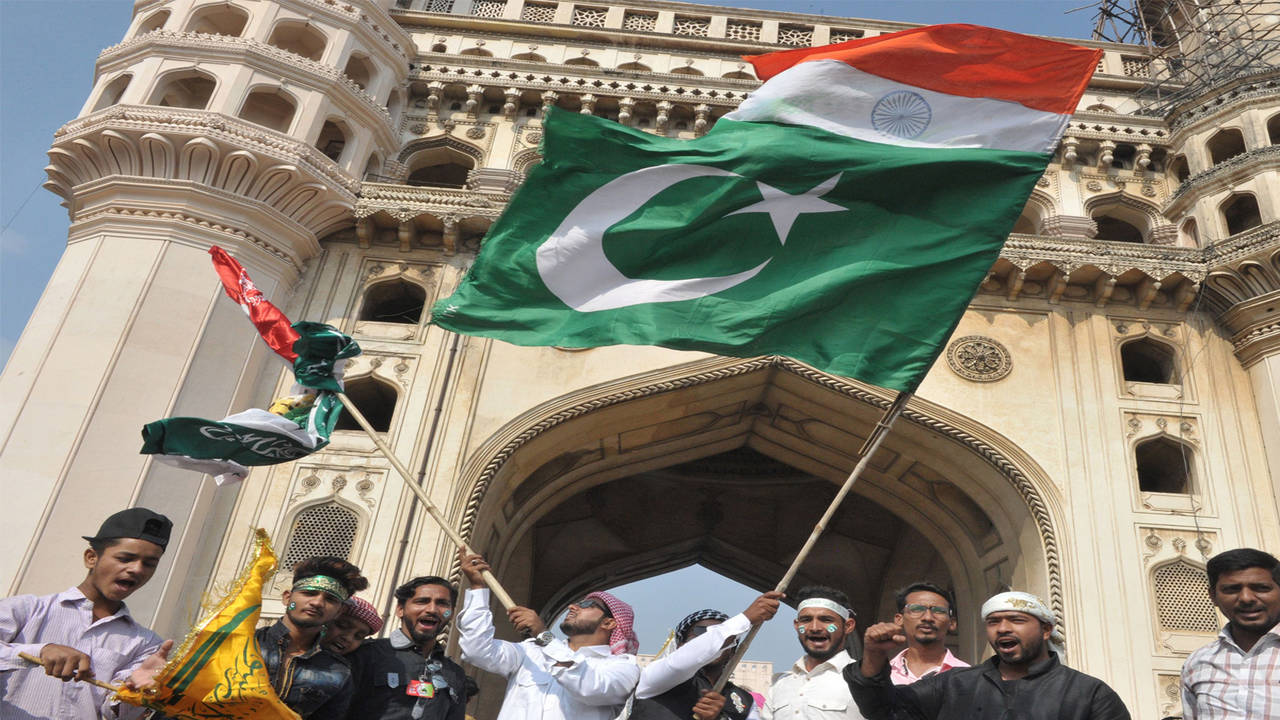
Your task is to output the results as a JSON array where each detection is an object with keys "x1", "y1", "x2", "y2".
[
  {"x1": 457, "y1": 552, "x2": 524, "y2": 677},
  {"x1": 636, "y1": 614, "x2": 750, "y2": 698}
]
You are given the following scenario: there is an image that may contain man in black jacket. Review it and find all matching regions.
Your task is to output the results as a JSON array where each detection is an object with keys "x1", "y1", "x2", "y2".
[
  {"x1": 344, "y1": 576, "x2": 467, "y2": 720},
  {"x1": 844, "y1": 591, "x2": 1130, "y2": 720},
  {"x1": 257, "y1": 556, "x2": 368, "y2": 720}
]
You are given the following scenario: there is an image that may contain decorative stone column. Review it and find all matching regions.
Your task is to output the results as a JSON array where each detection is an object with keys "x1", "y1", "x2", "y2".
[{"x1": 1204, "y1": 224, "x2": 1280, "y2": 496}]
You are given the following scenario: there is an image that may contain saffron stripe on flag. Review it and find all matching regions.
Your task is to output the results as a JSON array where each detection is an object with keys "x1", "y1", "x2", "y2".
[{"x1": 744, "y1": 23, "x2": 1102, "y2": 115}]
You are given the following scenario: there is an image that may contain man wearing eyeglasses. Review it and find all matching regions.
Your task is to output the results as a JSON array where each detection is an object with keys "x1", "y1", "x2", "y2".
[
  {"x1": 457, "y1": 551, "x2": 640, "y2": 720},
  {"x1": 632, "y1": 593, "x2": 783, "y2": 720},
  {"x1": 887, "y1": 583, "x2": 968, "y2": 685}
]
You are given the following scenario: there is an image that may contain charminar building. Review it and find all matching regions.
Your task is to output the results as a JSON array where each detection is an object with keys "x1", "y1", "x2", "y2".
[{"x1": 1, "y1": 0, "x2": 1278, "y2": 715}]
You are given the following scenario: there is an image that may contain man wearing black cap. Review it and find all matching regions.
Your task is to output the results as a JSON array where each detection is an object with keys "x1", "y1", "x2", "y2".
[{"x1": 0, "y1": 507, "x2": 176, "y2": 719}]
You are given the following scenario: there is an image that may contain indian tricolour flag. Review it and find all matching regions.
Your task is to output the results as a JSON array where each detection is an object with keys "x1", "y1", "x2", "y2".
[{"x1": 432, "y1": 24, "x2": 1101, "y2": 392}]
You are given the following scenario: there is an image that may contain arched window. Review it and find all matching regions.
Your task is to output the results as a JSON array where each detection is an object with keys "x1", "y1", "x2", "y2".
[
  {"x1": 315, "y1": 120, "x2": 348, "y2": 162},
  {"x1": 1206, "y1": 128, "x2": 1246, "y2": 165},
  {"x1": 1011, "y1": 213, "x2": 1037, "y2": 234},
  {"x1": 1135, "y1": 436, "x2": 1194, "y2": 494},
  {"x1": 512, "y1": 52, "x2": 546, "y2": 62},
  {"x1": 1168, "y1": 154, "x2": 1189, "y2": 184},
  {"x1": 722, "y1": 70, "x2": 754, "y2": 80},
  {"x1": 149, "y1": 70, "x2": 217, "y2": 109},
  {"x1": 670, "y1": 65, "x2": 703, "y2": 76},
  {"x1": 363, "y1": 153, "x2": 382, "y2": 179},
  {"x1": 430, "y1": 42, "x2": 448, "y2": 53},
  {"x1": 1093, "y1": 212, "x2": 1145, "y2": 243},
  {"x1": 238, "y1": 89, "x2": 296, "y2": 133},
  {"x1": 617, "y1": 61, "x2": 651, "y2": 72},
  {"x1": 281, "y1": 502, "x2": 359, "y2": 570},
  {"x1": 386, "y1": 90, "x2": 404, "y2": 124},
  {"x1": 1181, "y1": 218, "x2": 1198, "y2": 246},
  {"x1": 460, "y1": 47, "x2": 492, "y2": 57},
  {"x1": 268, "y1": 21, "x2": 327, "y2": 61},
  {"x1": 92, "y1": 74, "x2": 132, "y2": 112},
  {"x1": 136, "y1": 9, "x2": 170, "y2": 35},
  {"x1": 187, "y1": 4, "x2": 249, "y2": 36},
  {"x1": 564, "y1": 56, "x2": 598, "y2": 67},
  {"x1": 406, "y1": 146, "x2": 475, "y2": 188},
  {"x1": 1153, "y1": 561, "x2": 1219, "y2": 633},
  {"x1": 1121, "y1": 338, "x2": 1178, "y2": 384},
  {"x1": 1221, "y1": 193, "x2": 1262, "y2": 236},
  {"x1": 360, "y1": 279, "x2": 426, "y2": 323},
  {"x1": 343, "y1": 54, "x2": 376, "y2": 91},
  {"x1": 334, "y1": 376, "x2": 397, "y2": 432},
  {"x1": 1269, "y1": 113, "x2": 1280, "y2": 145}
]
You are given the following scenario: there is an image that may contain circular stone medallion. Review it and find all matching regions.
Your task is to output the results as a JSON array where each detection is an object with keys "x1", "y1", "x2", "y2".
[{"x1": 946, "y1": 335, "x2": 1012, "y2": 382}]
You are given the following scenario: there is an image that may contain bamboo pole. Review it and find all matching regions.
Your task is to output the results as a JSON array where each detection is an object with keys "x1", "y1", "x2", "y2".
[
  {"x1": 711, "y1": 391, "x2": 913, "y2": 693},
  {"x1": 18, "y1": 652, "x2": 122, "y2": 693},
  {"x1": 335, "y1": 392, "x2": 518, "y2": 610}
]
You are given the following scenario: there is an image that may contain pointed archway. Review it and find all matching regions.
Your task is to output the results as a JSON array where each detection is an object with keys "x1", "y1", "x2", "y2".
[{"x1": 450, "y1": 355, "x2": 1065, "y2": 672}]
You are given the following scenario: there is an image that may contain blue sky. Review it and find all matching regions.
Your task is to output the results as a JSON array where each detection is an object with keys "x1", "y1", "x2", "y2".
[{"x1": 0, "y1": 0, "x2": 1097, "y2": 669}]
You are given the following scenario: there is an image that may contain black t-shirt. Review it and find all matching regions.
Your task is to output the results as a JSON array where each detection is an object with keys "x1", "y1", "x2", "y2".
[
  {"x1": 344, "y1": 634, "x2": 467, "y2": 720},
  {"x1": 631, "y1": 676, "x2": 754, "y2": 720}
]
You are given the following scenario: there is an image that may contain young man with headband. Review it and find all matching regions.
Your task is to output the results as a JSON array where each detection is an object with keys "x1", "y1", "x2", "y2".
[
  {"x1": 457, "y1": 550, "x2": 640, "y2": 720},
  {"x1": 256, "y1": 556, "x2": 368, "y2": 719},
  {"x1": 343, "y1": 576, "x2": 468, "y2": 720},
  {"x1": 763, "y1": 585, "x2": 866, "y2": 720},
  {"x1": 846, "y1": 590, "x2": 1129, "y2": 719},
  {"x1": 633, "y1": 592, "x2": 783, "y2": 720}
]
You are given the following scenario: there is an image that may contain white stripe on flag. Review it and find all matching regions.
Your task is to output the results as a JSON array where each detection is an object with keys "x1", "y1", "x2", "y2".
[
  {"x1": 725, "y1": 60, "x2": 1068, "y2": 154},
  {"x1": 221, "y1": 408, "x2": 323, "y2": 449}
]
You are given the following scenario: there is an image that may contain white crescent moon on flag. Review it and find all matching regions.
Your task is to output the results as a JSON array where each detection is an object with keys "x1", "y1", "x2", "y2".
[{"x1": 536, "y1": 164, "x2": 772, "y2": 312}]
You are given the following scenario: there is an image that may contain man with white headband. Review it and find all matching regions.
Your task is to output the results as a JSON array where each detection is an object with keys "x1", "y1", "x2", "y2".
[
  {"x1": 762, "y1": 585, "x2": 867, "y2": 720},
  {"x1": 844, "y1": 590, "x2": 1130, "y2": 719}
]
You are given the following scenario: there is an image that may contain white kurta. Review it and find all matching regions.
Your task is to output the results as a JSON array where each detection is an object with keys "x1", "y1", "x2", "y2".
[
  {"x1": 458, "y1": 588, "x2": 640, "y2": 720},
  {"x1": 762, "y1": 650, "x2": 868, "y2": 720}
]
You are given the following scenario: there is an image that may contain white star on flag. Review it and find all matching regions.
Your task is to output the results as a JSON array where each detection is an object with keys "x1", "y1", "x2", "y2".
[{"x1": 728, "y1": 173, "x2": 846, "y2": 243}]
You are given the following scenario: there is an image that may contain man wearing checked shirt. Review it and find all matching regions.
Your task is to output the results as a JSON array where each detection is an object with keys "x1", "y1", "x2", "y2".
[
  {"x1": 763, "y1": 585, "x2": 867, "y2": 720},
  {"x1": 1181, "y1": 548, "x2": 1280, "y2": 720},
  {"x1": 456, "y1": 550, "x2": 640, "y2": 720}
]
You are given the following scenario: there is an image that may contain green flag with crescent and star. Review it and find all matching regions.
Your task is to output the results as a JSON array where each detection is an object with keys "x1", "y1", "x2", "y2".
[{"x1": 430, "y1": 26, "x2": 1099, "y2": 392}]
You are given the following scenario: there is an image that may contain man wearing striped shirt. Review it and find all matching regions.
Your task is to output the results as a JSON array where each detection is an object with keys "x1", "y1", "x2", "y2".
[
  {"x1": 0, "y1": 508, "x2": 175, "y2": 720},
  {"x1": 1181, "y1": 548, "x2": 1280, "y2": 720}
]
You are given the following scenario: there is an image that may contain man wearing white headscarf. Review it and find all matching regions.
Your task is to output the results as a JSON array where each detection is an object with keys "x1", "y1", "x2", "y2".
[{"x1": 843, "y1": 591, "x2": 1130, "y2": 719}]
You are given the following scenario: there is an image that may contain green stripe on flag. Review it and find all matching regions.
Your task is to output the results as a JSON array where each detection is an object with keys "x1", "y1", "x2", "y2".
[{"x1": 168, "y1": 604, "x2": 260, "y2": 693}]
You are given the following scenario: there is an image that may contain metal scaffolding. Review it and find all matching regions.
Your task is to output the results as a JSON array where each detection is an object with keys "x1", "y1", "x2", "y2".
[{"x1": 1082, "y1": 0, "x2": 1280, "y2": 115}]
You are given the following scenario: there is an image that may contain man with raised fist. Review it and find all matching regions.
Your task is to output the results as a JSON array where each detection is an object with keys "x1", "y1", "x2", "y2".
[{"x1": 843, "y1": 591, "x2": 1129, "y2": 720}]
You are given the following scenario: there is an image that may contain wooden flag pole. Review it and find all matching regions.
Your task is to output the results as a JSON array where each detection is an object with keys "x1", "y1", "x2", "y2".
[
  {"x1": 335, "y1": 392, "x2": 519, "y2": 611},
  {"x1": 711, "y1": 390, "x2": 913, "y2": 693},
  {"x1": 18, "y1": 652, "x2": 123, "y2": 693}
]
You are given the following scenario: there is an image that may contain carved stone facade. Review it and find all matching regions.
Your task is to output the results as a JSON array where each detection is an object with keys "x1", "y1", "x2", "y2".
[{"x1": 3, "y1": 1, "x2": 1280, "y2": 717}]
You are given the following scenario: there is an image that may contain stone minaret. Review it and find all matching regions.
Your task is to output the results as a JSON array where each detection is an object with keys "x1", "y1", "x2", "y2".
[{"x1": 0, "y1": 0, "x2": 410, "y2": 635}]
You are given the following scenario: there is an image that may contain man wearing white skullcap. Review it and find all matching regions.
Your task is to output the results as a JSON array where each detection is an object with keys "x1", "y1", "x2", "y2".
[{"x1": 843, "y1": 590, "x2": 1130, "y2": 719}]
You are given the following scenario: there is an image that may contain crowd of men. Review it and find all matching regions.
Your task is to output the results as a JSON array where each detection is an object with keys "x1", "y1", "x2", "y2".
[{"x1": 2, "y1": 507, "x2": 1278, "y2": 719}]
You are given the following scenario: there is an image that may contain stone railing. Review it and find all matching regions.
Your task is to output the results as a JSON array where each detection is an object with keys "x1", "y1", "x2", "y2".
[
  {"x1": 100, "y1": 30, "x2": 392, "y2": 124},
  {"x1": 54, "y1": 104, "x2": 360, "y2": 195}
]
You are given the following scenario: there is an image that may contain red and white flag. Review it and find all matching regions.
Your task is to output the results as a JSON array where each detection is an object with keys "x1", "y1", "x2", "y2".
[{"x1": 209, "y1": 247, "x2": 300, "y2": 362}]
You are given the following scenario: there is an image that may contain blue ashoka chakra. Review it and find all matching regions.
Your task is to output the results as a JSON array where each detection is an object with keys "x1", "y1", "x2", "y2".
[{"x1": 871, "y1": 91, "x2": 932, "y2": 139}]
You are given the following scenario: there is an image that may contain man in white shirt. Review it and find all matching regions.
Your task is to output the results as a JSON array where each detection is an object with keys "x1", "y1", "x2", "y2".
[
  {"x1": 763, "y1": 586, "x2": 867, "y2": 720},
  {"x1": 633, "y1": 592, "x2": 783, "y2": 720},
  {"x1": 457, "y1": 551, "x2": 640, "y2": 720}
]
